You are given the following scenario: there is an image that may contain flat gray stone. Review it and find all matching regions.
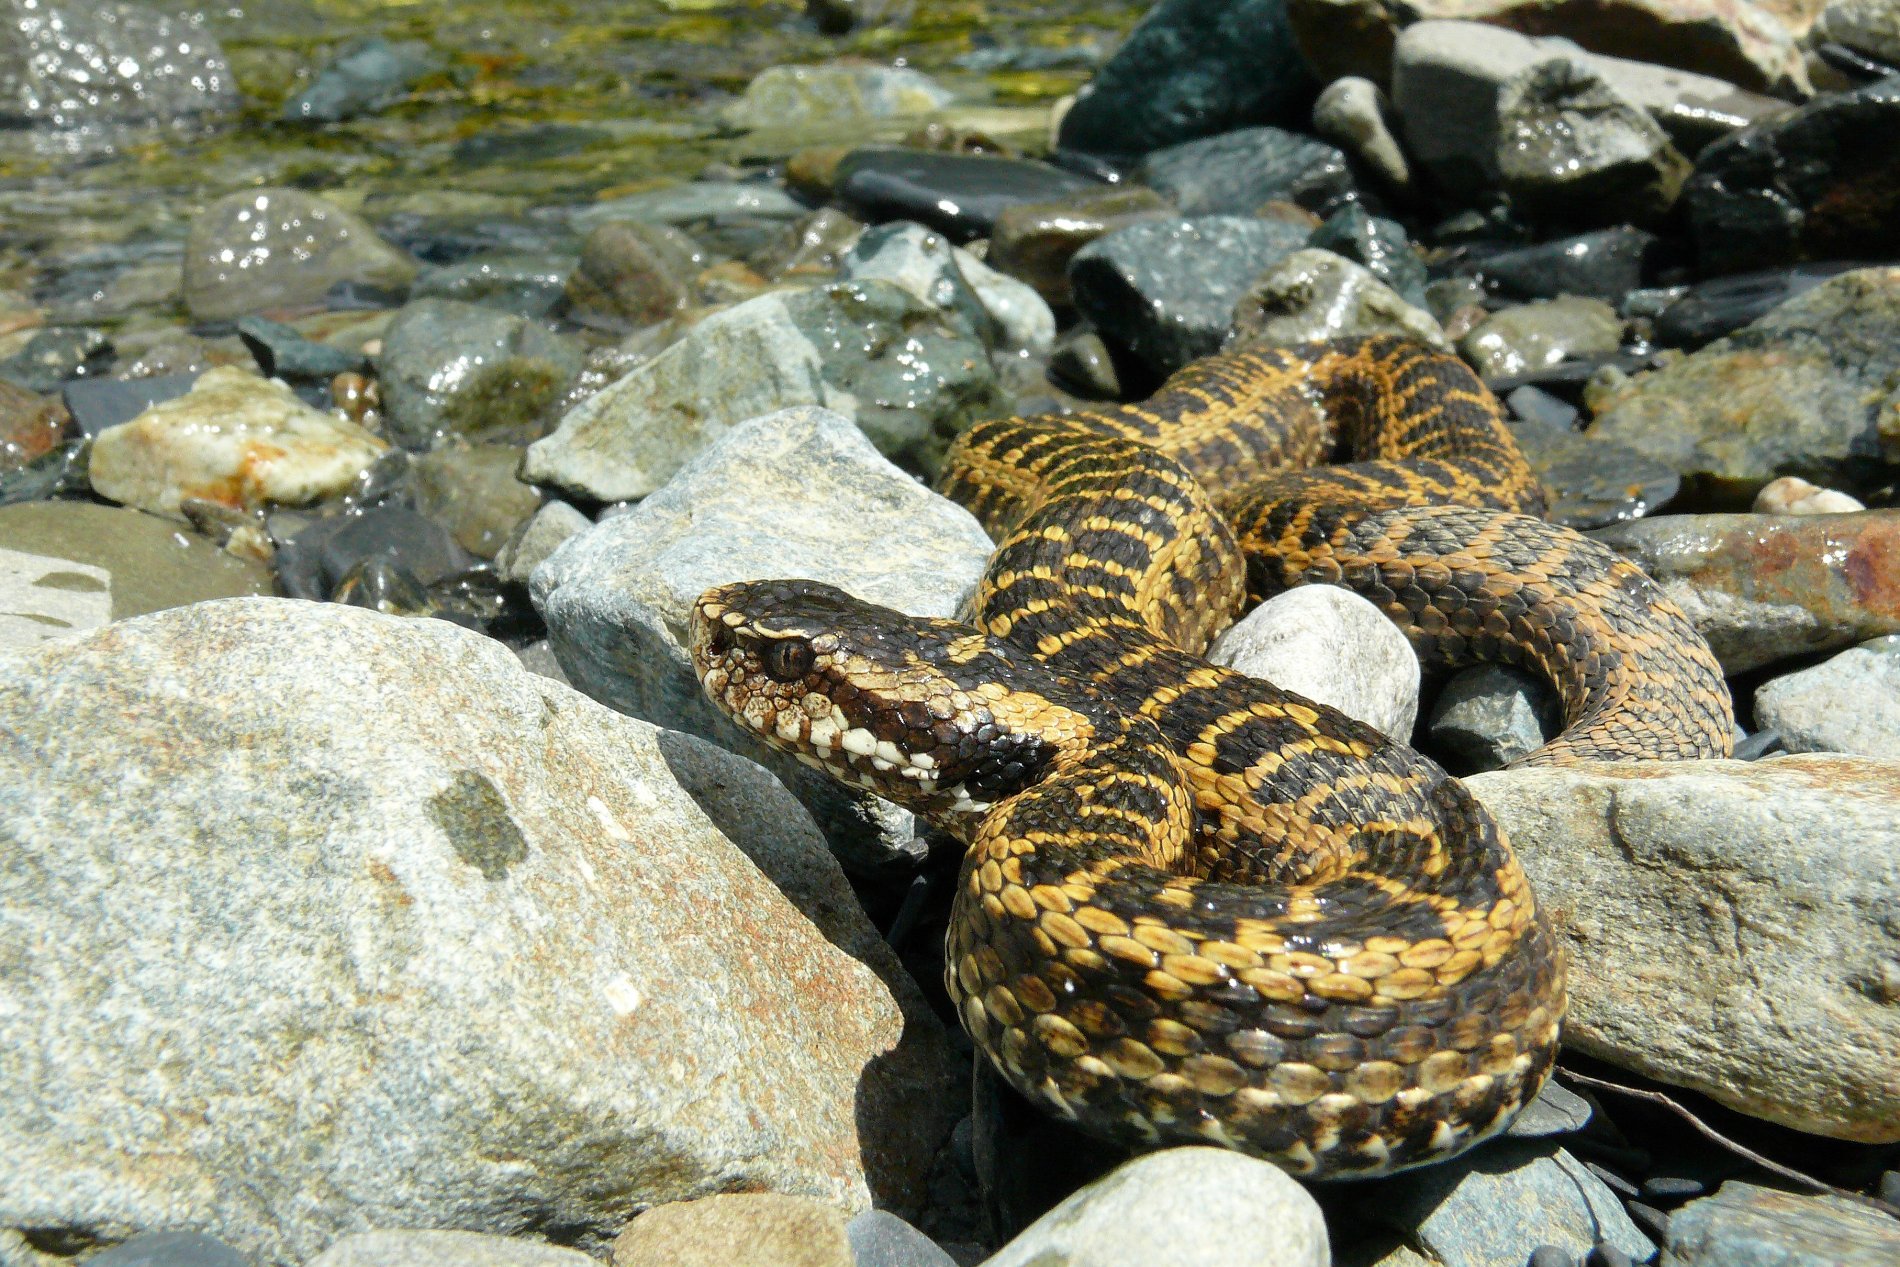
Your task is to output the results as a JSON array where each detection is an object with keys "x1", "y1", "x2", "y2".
[
  {"x1": 1469, "y1": 755, "x2": 1900, "y2": 1143},
  {"x1": 530, "y1": 405, "x2": 991, "y2": 870},
  {"x1": 1460, "y1": 297, "x2": 1622, "y2": 382},
  {"x1": 309, "y1": 1231, "x2": 594, "y2": 1267},
  {"x1": 982, "y1": 1147, "x2": 1328, "y2": 1267},
  {"x1": 845, "y1": 1210, "x2": 957, "y2": 1267},
  {"x1": 1663, "y1": 1180, "x2": 1900, "y2": 1266},
  {"x1": 1754, "y1": 637, "x2": 1900, "y2": 757},
  {"x1": 0, "y1": 599, "x2": 959, "y2": 1263},
  {"x1": 1208, "y1": 583, "x2": 1420, "y2": 740}
]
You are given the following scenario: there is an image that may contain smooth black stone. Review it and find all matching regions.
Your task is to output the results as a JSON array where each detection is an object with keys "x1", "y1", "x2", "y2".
[
  {"x1": 1641, "y1": 1175, "x2": 1708, "y2": 1200},
  {"x1": 1505, "y1": 384, "x2": 1580, "y2": 430},
  {"x1": 89, "y1": 1232, "x2": 248, "y2": 1267},
  {"x1": 1625, "y1": 1199, "x2": 1672, "y2": 1240},
  {"x1": 60, "y1": 372, "x2": 198, "y2": 436},
  {"x1": 1136, "y1": 126, "x2": 1354, "y2": 217},
  {"x1": 1585, "y1": 1245, "x2": 1634, "y2": 1267},
  {"x1": 1585, "y1": 1161, "x2": 1641, "y2": 1198},
  {"x1": 1530, "y1": 1249, "x2": 1578, "y2": 1267},
  {"x1": 1056, "y1": 0, "x2": 1315, "y2": 158},
  {"x1": 1815, "y1": 42, "x2": 1900, "y2": 83},
  {"x1": 0, "y1": 327, "x2": 111, "y2": 393},
  {"x1": 1046, "y1": 147, "x2": 1128, "y2": 184},
  {"x1": 1309, "y1": 204, "x2": 1427, "y2": 305},
  {"x1": 282, "y1": 36, "x2": 441, "y2": 123},
  {"x1": 845, "y1": 1210, "x2": 959, "y2": 1267},
  {"x1": 1733, "y1": 729, "x2": 1786, "y2": 760},
  {"x1": 833, "y1": 149, "x2": 1101, "y2": 243},
  {"x1": 1653, "y1": 261, "x2": 1869, "y2": 346},
  {"x1": 236, "y1": 316, "x2": 365, "y2": 380},
  {"x1": 1480, "y1": 228, "x2": 1659, "y2": 303},
  {"x1": 277, "y1": 505, "x2": 472, "y2": 600},
  {"x1": 378, "y1": 212, "x2": 574, "y2": 267},
  {"x1": 1068, "y1": 215, "x2": 1310, "y2": 376},
  {"x1": 1685, "y1": 74, "x2": 1900, "y2": 275}
]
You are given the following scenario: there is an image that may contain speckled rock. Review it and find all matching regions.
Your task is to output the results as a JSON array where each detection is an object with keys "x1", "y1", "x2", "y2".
[
  {"x1": 1308, "y1": 205, "x2": 1429, "y2": 308},
  {"x1": 529, "y1": 406, "x2": 990, "y2": 870},
  {"x1": 1135, "y1": 126, "x2": 1353, "y2": 217},
  {"x1": 1512, "y1": 423, "x2": 1681, "y2": 528},
  {"x1": 496, "y1": 499, "x2": 591, "y2": 586},
  {"x1": 840, "y1": 221, "x2": 1054, "y2": 357},
  {"x1": 1494, "y1": 57, "x2": 1690, "y2": 226},
  {"x1": 87, "y1": 366, "x2": 386, "y2": 520},
  {"x1": 1459, "y1": 297, "x2": 1622, "y2": 381},
  {"x1": 1754, "y1": 637, "x2": 1900, "y2": 756},
  {"x1": 1592, "y1": 510, "x2": 1900, "y2": 672},
  {"x1": 1312, "y1": 76, "x2": 1413, "y2": 195},
  {"x1": 1469, "y1": 754, "x2": 1900, "y2": 1142},
  {"x1": 1684, "y1": 74, "x2": 1900, "y2": 275},
  {"x1": 981, "y1": 1148, "x2": 1328, "y2": 1267},
  {"x1": 1355, "y1": 1142, "x2": 1654, "y2": 1267},
  {"x1": 1231, "y1": 248, "x2": 1448, "y2": 351},
  {"x1": 721, "y1": 62, "x2": 954, "y2": 131},
  {"x1": 0, "y1": 599, "x2": 961, "y2": 1264},
  {"x1": 183, "y1": 188, "x2": 417, "y2": 322},
  {"x1": 1588, "y1": 268, "x2": 1900, "y2": 503},
  {"x1": 0, "y1": 0, "x2": 238, "y2": 128},
  {"x1": 85, "y1": 1231, "x2": 249, "y2": 1267},
  {"x1": 562, "y1": 219, "x2": 703, "y2": 331},
  {"x1": 1427, "y1": 664, "x2": 1561, "y2": 772},
  {"x1": 522, "y1": 281, "x2": 1001, "y2": 503},
  {"x1": 1662, "y1": 1180, "x2": 1900, "y2": 1266},
  {"x1": 611, "y1": 1193, "x2": 852, "y2": 1267},
  {"x1": 1069, "y1": 217, "x2": 1311, "y2": 376},
  {"x1": 1055, "y1": 0, "x2": 1317, "y2": 156},
  {"x1": 377, "y1": 299, "x2": 583, "y2": 448},
  {"x1": 1209, "y1": 583, "x2": 1422, "y2": 738},
  {"x1": 309, "y1": 1231, "x2": 596, "y2": 1267}
]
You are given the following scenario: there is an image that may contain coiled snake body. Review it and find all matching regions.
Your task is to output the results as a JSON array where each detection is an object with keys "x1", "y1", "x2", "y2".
[{"x1": 691, "y1": 336, "x2": 1733, "y2": 1178}]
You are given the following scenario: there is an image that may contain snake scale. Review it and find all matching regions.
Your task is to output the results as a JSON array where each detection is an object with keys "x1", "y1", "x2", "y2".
[{"x1": 690, "y1": 335, "x2": 1734, "y2": 1178}]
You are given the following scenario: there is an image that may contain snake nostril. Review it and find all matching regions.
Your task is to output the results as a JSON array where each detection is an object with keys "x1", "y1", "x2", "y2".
[{"x1": 708, "y1": 622, "x2": 734, "y2": 656}]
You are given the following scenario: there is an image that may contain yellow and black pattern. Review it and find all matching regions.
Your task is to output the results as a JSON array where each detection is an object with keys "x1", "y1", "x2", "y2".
[{"x1": 690, "y1": 335, "x2": 1733, "y2": 1178}]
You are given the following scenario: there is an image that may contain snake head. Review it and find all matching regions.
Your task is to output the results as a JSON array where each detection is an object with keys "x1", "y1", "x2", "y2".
[{"x1": 690, "y1": 579, "x2": 1095, "y2": 821}]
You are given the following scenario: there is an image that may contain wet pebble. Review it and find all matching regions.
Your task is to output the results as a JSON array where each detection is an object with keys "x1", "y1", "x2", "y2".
[
  {"x1": 496, "y1": 499, "x2": 591, "y2": 587},
  {"x1": 1312, "y1": 76, "x2": 1413, "y2": 195},
  {"x1": 569, "y1": 182, "x2": 806, "y2": 260},
  {"x1": 1478, "y1": 227, "x2": 1658, "y2": 304},
  {"x1": 1458, "y1": 296, "x2": 1623, "y2": 382},
  {"x1": 987, "y1": 186, "x2": 1173, "y2": 307},
  {"x1": 411, "y1": 443, "x2": 543, "y2": 560},
  {"x1": 832, "y1": 149, "x2": 1101, "y2": 244},
  {"x1": 412, "y1": 251, "x2": 578, "y2": 319},
  {"x1": 1230, "y1": 248, "x2": 1448, "y2": 350},
  {"x1": 721, "y1": 61, "x2": 954, "y2": 131},
  {"x1": 2, "y1": 0, "x2": 238, "y2": 128},
  {"x1": 1494, "y1": 57, "x2": 1689, "y2": 227},
  {"x1": 563, "y1": 219, "x2": 703, "y2": 331},
  {"x1": 377, "y1": 298, "x2": 583, "y2": 447},
  {"x1": 1818, "y1": 0, "x2": 1900, "y2": 65},
  {"x1": 1651, "y1": 261, "x2": 1867, "y2": 346},
  {"x1": 1134, "y1": 126, "x2": 1354, "y2": 217},
  {"x1": 235, "y1": 316, "x2": 367, "y2": 382},
  {"x1": 183, "y1": 188, "x2": 418, "y2": 322},
  {"x1": 1308, "y1": 204, "x2": 1429, "y2": 307},
  {"x1": 1426, "y1": 663, "x2": 1561, "y2": 772},
  {"x1": 276, "y1": 503, "x2": 472, "y2": 601},
  {"x1": 0, "y1": 326, "x2": 111, "y2": 393},
  {"x1": 283, "y1": 36, "x2": 443, "y2": 123},
  {"x1": 1509, "y1": 423, "x2": 1681, "y2": 528},
  {"x1": 1754, "y1": 475, "x2": 1865, "y2": 514}
]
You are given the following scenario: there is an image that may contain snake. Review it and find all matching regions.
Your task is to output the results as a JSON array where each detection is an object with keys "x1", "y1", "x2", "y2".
[{"x1": 689, "y1": 335, "x2": 1734, "y2": 1178}]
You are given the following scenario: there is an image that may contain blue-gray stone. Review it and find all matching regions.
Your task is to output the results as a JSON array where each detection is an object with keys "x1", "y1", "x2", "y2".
[
  {"x1": 845, "y1": 1210, "x2": 957, "y2": 1267},
  {"x1": 1069, "y1": 216, "x2": 1310, "y2": 376},
  {"x1": 61, "y1": 373, "x2": 198, "y2": 437},
  {"x1": 0, "y1": 327, "x2": 111, "y2": 393},
  {"x1": 1653, "y1": 261, "x2": 1867, "y2": 346},
  {"x1": 236, "y1": 317, "x2": 365, "y2": 381},
  {"x1": 282, "y1": 36, "x2": 442, "y2": 123},
  {"x1": 1136, "y1": 126, "x2": 1353, "y2": 217},
  {"x1": 1662, "y1": 1182, "x2": 1900, "y2": 1267},
  {"x1": 90, "y1": 1232, "x2": 248, "y2": 1267},
  {"x1": 412, "y1": 252, "x2": 577, "y2": 318},
  {"x1": 1309, "y1": 204, "x2": 1428, "y2": 306},
  {"x1": 375, "y1": 298, "x2": 582, "y2": 447},
  {"x1": 1057, "y1": 0, "x2": 1315, "y2": 157},
  {"x1": 1480, "y1": 227, "x2": 1657, "y2": 304}
]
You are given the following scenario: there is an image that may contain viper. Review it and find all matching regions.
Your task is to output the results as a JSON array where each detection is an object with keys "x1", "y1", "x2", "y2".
[{"x1": 689, "y1": 336, "x2": 1733, "y2": 1178}]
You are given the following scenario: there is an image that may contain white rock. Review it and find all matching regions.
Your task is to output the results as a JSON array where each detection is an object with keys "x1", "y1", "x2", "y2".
[
  {"x1": 1753, "y1": 474, "x2": 1866, "y2": 514},
  {"x1": 1208, "y1": 584, "x2": 1420, "y2": 739},
  {"x1": 1312, "y1": 76, "x2": 1413, "y2": 194},
  {"x1": 87, "y1": 366, "x2": 387, "y2": 520}
]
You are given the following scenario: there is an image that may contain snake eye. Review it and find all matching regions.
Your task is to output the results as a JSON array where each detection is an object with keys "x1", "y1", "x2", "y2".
[{"x1": 764, "y1": 638, "x2": 814, "y2": 683}]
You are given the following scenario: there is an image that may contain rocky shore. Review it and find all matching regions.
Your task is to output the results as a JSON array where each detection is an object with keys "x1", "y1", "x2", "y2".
[{"x1": 1, "y1": 1, "x2": 1897, "y2": 1266}]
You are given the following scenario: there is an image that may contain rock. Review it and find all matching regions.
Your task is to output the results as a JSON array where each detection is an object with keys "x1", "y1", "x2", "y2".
[
  {"x1": 273, "y1": 502, "x2": 474, "y2": 606},
  {"x1": 721, "y1": 62, "x2": 954, "y2": 131},
  {"x1": 309, "y1": 1231, "x2": 595, "y2": 1267},
  {"x1": 956, "y1": 249, "x2": 1057, "y2": 358},
  {"x1": 845, "y1": 1211, "x2": 958, "y2": 1267},
  {"x1": 0, "y1": 500, "x2": 271, "y2": 650},
  {"x1": 411, "y1": 443, "x2": 543, "y2": 560},
  {"x1": 184, "y1": 189, "x2": 418, "y2": 322},
  {"x1": 1587, "y1": 266, "x2": 1900, "y2": 504},
  {"x1": 0, "y1": 378, "x2": 68, "y2": 468},
  {"x1": 529, "y1": 405, "x2": 991, "y2": 870},
  {"x1": 1048, "y1": 328, "x2": 1123, "y2": 398},
  {"x1": 1357, "y1": 1143, "x2": 1654, "y2": 1267},
  {"x1": 0, "y1": 599, "x2": 959, "y2": 1262},
  {"x1": 1653, "y1": 262, "x2": 1866, "y2": 346},
  {"x1": 1684, "y1": 73, "x2": 1900, "y2": 275},
  {"x1": 88, "y1": 366, "x2": 386, "y2": 520},
  {"x1": 987, "y1": 187, "x2": 1174, "y2": 307},
  {"x1": 611, "y1": 1193, "x2": 852, "y2": 1267},
  {"x1": 1505, "y1": 385, "x2": 1580, "y2": 429},
  {"x1": 983, "y1": 1147, "x2": 1327, "y2": 1267},
  {"x1": 234, "y1": 316, "x2": 365, "y2": 383},
  {"x1": 376, "y1": 299, "x2": 582, "y2": 448},
  {"x1": 568, "y1": 183, "x2": 806, "y2": 260},
  {"x1": 523, "y1": 281, "x2": 1000, "y2": 503},
  {"x1": 1459, "y1": 297, "x2": 1623, "y2": 382},
  {"x1": 562, "y1": 220, "x2": 703, "y2": 331},
  {"x1": 1663, "y1": 1180, "x2": 1900, "y2": 1266},
  {"x1": 0, "y1": 326, "x2": 109, "y2": 394},
  {"x1": 831, "y1": 149, "x2": 1101, "y2": 245},
  {"x1": 58, "y1": 372, "x2": 198, "y2": 439},
  {"x1": 282, "y1": 36, "x2": 442, "y2": 123},
  {"x1": 1069, "y1": 216, "x2": 1311, "y2": 376},
  {"x1": 1479, "y1": 228, "x2": 1658, "y2": 304},
  {"x1": 496, "y1": 500, "x2": 591, "y2": 586},
  {"x1": 1592, "y1": 510, "x2": 1900, "y2": 672},
  {"x1": 0, "y1": 0, "x2": 238, "y2": 128},
  {"x1": 1818, "y1": 0, "x2": 1900, "y2": 63},
  {"x1": 1494, "y1": 59, "x2": 1690, "y2": 225},
  {"x1": 1208, "y1": 582, "x2": 1422, "y2": 738},
  {"x1": 1135, "y1": 126, "x2": 1354, "y2": 217},
  {"x1": 1308, "y1": 205, "x2": 1429, "y2": 306},
  {"x1": 1510, "y1": 423, "x2": 1681, "y2": 528},
  {"x1": 1426, "y1": 663, "x2": 1562, "y2": 772},
  {"x1": 1753, "y1": 474, "x2": 1866, "y2": 513},
  {"x1": 1230, "y1": 248, "x2": 1449, "y2": 350},
  {"x1": 1507, "y1": 1081, "x2": 1594, "y2": 1138},
  {"x1": 1468, "y1": 754, "x2": 1900, "y2": 1141},
  {"x1": 838, "y1": 221, "x2": 1055, "y2": 357},
  {"x1": 1056, "y1": 0, "x2": 1316, "y2": 157},
  {"x1": 1753, "y1": 637, "x2": 1900, "y2": 756},
  {"x1": 1312, "y1": 76, "x2": 1414, "y2": 195},
  {"x1": 1299, "y1": 4, "x2": 1811, "y2": 98},
  {"x1": 412, "y1": 251, "x2": 577, "y2": 319},
  {"x1": 89, "y1": 1232, "x2": 250, "y2": 1267}
]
